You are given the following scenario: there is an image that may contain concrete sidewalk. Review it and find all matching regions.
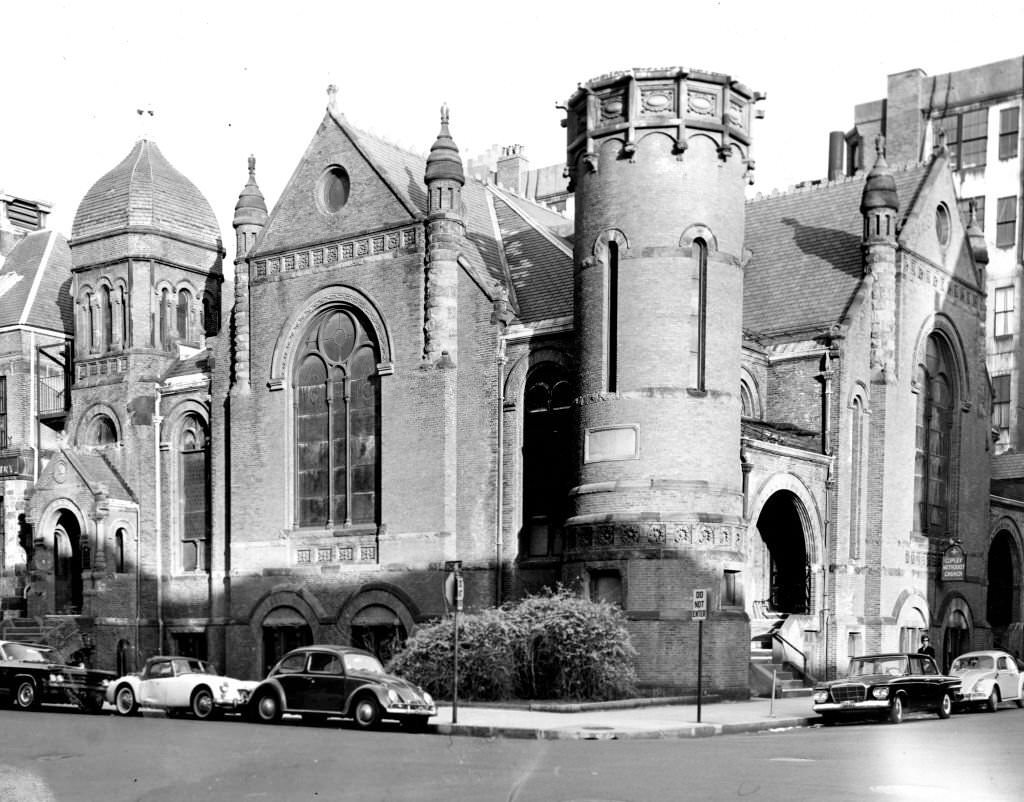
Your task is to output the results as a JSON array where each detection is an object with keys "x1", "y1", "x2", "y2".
[{"x1": 430, "y1": 695, "x2": 818, "y2": 740}]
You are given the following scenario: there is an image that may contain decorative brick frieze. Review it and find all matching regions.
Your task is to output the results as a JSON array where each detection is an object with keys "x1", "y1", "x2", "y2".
[
  {"x1": 900, "y1": 252, "x2": 982, "y2": 311},
  {"x1": 566, "y1": 520, "x2": 744, "y2": 554},
  {"x1": 251, "y1": 225, "x2": 419, "y2": 285},
  {"x1": 76, "y1": 356, "x2": 129, "y2": 381}
]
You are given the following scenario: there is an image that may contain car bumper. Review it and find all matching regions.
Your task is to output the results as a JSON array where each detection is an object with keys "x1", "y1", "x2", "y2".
[
  {"x1": 814, "y1": 700, "x2": 890, "y2": 714},
  {"x1": 955, "y1": 691, "x2": 990, "y2": 703},
  {"x1": 384, "y1": 702, "x2": 436, "y2": 717}
]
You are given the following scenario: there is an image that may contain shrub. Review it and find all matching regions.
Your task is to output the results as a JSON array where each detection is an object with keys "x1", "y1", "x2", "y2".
[{"x1": 388, "y1": 586, "x2": 637, "y2": 702}]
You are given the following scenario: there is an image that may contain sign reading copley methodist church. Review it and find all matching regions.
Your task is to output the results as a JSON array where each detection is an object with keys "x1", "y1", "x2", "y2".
[{"x1": 940, "y1": 544, "x2": 966, "y2": 582}]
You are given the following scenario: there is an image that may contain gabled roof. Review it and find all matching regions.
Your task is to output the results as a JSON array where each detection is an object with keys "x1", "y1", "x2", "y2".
[
  {"x1": 0, "y1": 230, "x2": 72, "y2": 332},
  {"x1": 62, "y1": 450, "x2": 135, "y2": 503},
  {"x1": 743, "y1": 164, "x2": 929, "y2": 340},
  {"x1": 162, "y1": 348, "x2": 213, "y2": 382}
]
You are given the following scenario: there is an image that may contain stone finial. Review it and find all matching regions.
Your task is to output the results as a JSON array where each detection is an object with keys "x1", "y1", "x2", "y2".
[
  {"x1": 327, "y1": 83, "x2": 338, "y2": 112},
  {"x1": 136, "y1": 108, "x2": 154, "y2": 141},
  {"x1": 248, "y1": 154, "x2": 256, "y2": 178},
  {"x1": 874, "y1": 134, "x2": 885, "y2": 158},
  {"x1": 440, "y1": 102, "x2": 450, "y2": 127}
]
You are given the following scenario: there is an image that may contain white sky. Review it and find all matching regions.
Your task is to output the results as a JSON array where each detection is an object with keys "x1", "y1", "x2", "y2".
[{"x1": 4, "y1": 0, "x2": 1024, "y2": 250}]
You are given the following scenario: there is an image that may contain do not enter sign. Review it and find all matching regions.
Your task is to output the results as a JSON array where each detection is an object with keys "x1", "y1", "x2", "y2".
[{"x1": 692, "y1": 588, "x2": 708, "y2": 620}]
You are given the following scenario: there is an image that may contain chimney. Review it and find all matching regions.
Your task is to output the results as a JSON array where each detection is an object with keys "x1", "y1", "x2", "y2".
[
  {"x1": 827, "y1": 131, "x2": 845, "y2": 181},
  {"x1": 497, "y1": 144, "x2": 528, "y2": 194}
]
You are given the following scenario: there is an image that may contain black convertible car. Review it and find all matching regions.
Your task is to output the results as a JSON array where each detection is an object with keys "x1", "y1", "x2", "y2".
[
  {"x1": 812, "y1": 652, "x2": 961, "y2": 724},
  {"x1": 0, "y1": 640, "x2": 115, "y2": 713}
]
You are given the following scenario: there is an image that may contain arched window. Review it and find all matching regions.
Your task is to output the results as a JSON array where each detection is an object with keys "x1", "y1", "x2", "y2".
[
  {"x1": 294, "y1": 308, "x2": 379, "y2": 528},
  {"x1": 114, "y1": 527, "x2": 127, "y2": 573},
  {"x1": 180, "y1": 414, "x2": 210, "y2": 572},
  {"x1": 201, "y1": 292, "x2": 216, "y2": 337},
  {"x1": 521, "y1": 365, "x2": 572, "y2": 558},
  {"x1": 606, "y1": 241, "x2": 618, "y2": 393},
  {"x1": 87, "y1": 292, "x2": 97, "y2": 353},
  {"x1": 159, "y1": 288, "x2": 171, "y2": 350},
  {"x1": 117, "y1": 284, "x2": 128, "y2": 347},
  {"x1": 849, "y1": 397, "x2": 865, "y2": 560},
  {"x1": 695, "y1": 238, "x2": 708, "y2": 391},
  {"x1": 101, "y1": 285, "x2": 112, "y2": 351},
  {"x1": 915, "y1": 335, "x2": 956, "y2": 536},
  {"x1": 86, "y1": 415, "x2": 118, "y2": 446},
  {"x1": 177, "y1": 289, "x2": 192, "y2": 343}
]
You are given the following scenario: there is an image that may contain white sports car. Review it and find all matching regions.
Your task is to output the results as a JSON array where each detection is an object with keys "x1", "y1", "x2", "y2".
[
  {"x1": 950, "y1": 650, "x2": 1024, "y2": 712},
  {"x1": 106, "y1": 655, "x2": 257, "y2": 719}
]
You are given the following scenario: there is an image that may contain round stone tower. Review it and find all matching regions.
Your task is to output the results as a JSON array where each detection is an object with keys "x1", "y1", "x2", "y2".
[{"x1": 562, "y1": 68, "x2": 763, "y2": 694}]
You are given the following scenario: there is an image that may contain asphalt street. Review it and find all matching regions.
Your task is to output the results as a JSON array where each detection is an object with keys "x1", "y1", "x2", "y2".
[{"x1": 0, "y1": 704, "x2": 1019, "y2": 801}]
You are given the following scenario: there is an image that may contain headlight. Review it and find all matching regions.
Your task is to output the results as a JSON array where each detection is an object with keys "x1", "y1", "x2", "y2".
[
  {"x1": 423, "y1": 692, "x2": 434, "y2": 706},
  {"x1": 972, "y1": 679, "x2": 985, "y2": 693},
  {"x1": 872, "y1": 687, "x2": 890, "y2": 700},
  {"x1": 387, "y1": 689, "x2": 400, "y2": 704},
  {"x1": 220, "y1": 681, "x2": 230, "y2": 696},
  {"x1": 100, "y1": 679, "x2": 110, "y2": 687},
  {"x1": 813, "y1": 691, "x2": 828, "y2": 703},
  {"x1": 49, "y1": 673, "x2": 64, "y2": 683}
]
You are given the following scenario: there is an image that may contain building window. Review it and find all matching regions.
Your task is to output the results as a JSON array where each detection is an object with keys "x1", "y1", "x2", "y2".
[
  {"x1": 994, "y1": 286, "x2": 1014, "y2": 338},
  {"x1": 180, "y1": 414, "x2": 210, "y2": 572},
  {"x1": 958, "y1": 196, "x2": 985, "y2": 230},
  {"x1": 172, "y1": 633, "x2": 207, "y2": 661},
  {"x1": 114, "y1": 528, "x2": 127, "y2": 573},
  {"x1": 159, "y1": 288, "x2": 171, "y2": 350},
  {"x1": 722, "y1": 569, "x2": 741, "y2": 607},
  {"x1": 1000, "y1": 107, "x2": 1019, "y2": 160},
  {"x1": 606, "y1": 241, "x2": 619, "y2": 393},
  {"x1": 522, "y1": 365, "x2": 572, "y2": 558},
  {"x1": 294, "y1": 308, "x2": 379, "y2": 528},
  {"x1": 177, "y1": 289, "x2": 192, "y2": 344},
  {"x1": 740, "y1": 380, "x2": 757, "y2": 418},
  {"x1": 0, "y1": 377, "x2": 6, "y2": 450},
  {"x1": 695, "y1": 238, "x2": 708, "y2": 391},
  {"x1": 914, "y1": 335, "x2": 956, "y2": 536},
  {"x1": 86, "y1": 415, "x2": 118, "y2": 446},
  {"x1": 993, "y1": 374, "x2": 1011, "y2": 445},
  {"x1": 849, "y1": 397, "x2": 865, "y2": 560},
  {"x1": 935, "y1": 109, "x2": 988, "y2": 169},
  {"x1": 101, "y1": 285, "x2": 112, "y2": 351},
  {"x1": 589, "y1": 569, "x2": 623, "y2": 606},
  {"x1": 997, "y1": 196, "x2": 1017, "y2": 248}
]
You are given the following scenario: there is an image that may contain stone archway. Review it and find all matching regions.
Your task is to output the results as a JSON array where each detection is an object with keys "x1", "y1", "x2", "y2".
[
  {"x1": 987, "y1": 530, "x2": 1021, "y2": 648},
  {"x1": 338, "y1": 586, "x2": 417, "y2": 666},
  {"x1": 754, "y1": 491, "x2": 810, "y2": 615},
  {"x1": 53, "y1": 510, "x2": 83, "y2": 614}
]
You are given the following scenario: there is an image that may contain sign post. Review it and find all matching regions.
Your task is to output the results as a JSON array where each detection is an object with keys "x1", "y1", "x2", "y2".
[
  {"x1": 692, "y1": 588, "x2": 708, "y2": 723},
  {"x1": 444, "y1": 561, "x2": 464, "y2": 723}
]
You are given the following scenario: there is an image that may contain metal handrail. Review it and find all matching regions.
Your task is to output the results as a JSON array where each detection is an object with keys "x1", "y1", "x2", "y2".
[{"x1": 771, "y1": 629, "x2": 808, "y2": 677}]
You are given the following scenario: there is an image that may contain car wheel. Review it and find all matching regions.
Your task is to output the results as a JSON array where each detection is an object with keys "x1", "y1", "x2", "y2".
[
  {"x1": 254, "y1": 691, "x2": 281, "y2": 724},
  {"x1": 353, "y1": 694, "x2": 381, "y2": 729},
  {"x1": 985, "y1": 688, "x2": 1000, "y2": 713},
  {"x1": 888, "y1": 695, "x2": 903, "y2": 724},
  {"x1": 191, "y1": 687, "x2": 215, "y2": 720},
  {"x1": 1016, "y1": 697, "x2": 1023, "y2": 709},
  {"x1": 13, "y1": 679, "x2": 38, "y2": 710},
  {"x1": 114, "y1": 684, "x2": 139, "y2": 716},
  {"x1": 937, "y1": 692, "x2": 952, "y2": 719}
]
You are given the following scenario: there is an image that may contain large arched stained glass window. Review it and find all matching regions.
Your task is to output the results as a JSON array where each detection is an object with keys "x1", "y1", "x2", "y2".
[
  {"x1": 295, "y1": 308, "x2": 379, "y2": 528},
  {"x1": 914, "y1": 335, "x2": 956, "y2": 536},
  {"x1": 180, "y1": 414, "x2": 210, "y2": 572}
]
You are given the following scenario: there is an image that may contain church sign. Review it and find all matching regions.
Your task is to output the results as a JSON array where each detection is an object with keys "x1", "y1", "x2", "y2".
[{"x1": 940, "y1": 544, "x2": 966, "y2": 582}]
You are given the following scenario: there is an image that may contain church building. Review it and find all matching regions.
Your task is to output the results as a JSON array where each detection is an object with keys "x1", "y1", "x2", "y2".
[{"x1": 2, "y1": 65, "x2": 1007, "y2": 695}]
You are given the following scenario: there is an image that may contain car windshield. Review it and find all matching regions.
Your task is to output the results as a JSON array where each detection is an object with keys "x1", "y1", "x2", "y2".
[
  {"x1": 848, "y1": 656, "x2": 908, "y2": 677},
  {"x1": 172, "y1": 658, "x2": 217, "y2": 676},
  {"x1": 951, "y1": 655, "x2": 993, "y2": 672},
  {"x1": 343, "y1": 653, "x2": 385, "y2": 675},
  {"x1": 2, "y1": 643, "x2": 58, "y2": 663}
]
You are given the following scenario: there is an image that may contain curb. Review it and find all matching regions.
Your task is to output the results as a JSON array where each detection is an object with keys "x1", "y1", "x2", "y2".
[{"x1": 431, "y1": 715, "x2": 816, "y2": 740}]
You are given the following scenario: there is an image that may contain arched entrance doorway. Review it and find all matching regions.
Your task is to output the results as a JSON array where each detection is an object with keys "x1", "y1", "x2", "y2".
[
  {"x1": 987, "y1": 531, "x2": 1019, "y2": 648},
  {"x1": 53, "y1": 510, "x2": 83, "y2": 614},
  {"x1": 942, "y1": 609, "x2": 970, "y2": 673},
  {"x1": 261, "y1": 607, "x2": 312, "y2": 673},
  {"x1": 755, "y1": 491, "x2": 809, "y2": 614}
]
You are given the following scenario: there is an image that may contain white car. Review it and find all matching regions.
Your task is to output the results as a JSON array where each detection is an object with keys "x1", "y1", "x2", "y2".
[
  {"x1": 106, "y1": 655, "x2": 257, "y2": 719},
  {"x1": 949, "y1": 650, "x2": 1024, "y2": 712}
]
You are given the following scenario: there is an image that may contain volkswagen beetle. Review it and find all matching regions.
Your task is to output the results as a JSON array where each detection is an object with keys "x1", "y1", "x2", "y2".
[
  {"x1": 248, "y1": 645, "x2": 435, "y2": 731},
  {"x1": 949, "y1": 650, "x2": 1024, "y2": 712},
  {"x1": 107, "y1": 655, "x2": 257, "y2": 719}
]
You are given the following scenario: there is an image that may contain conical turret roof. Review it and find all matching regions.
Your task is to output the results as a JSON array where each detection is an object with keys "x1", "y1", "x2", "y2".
[
  {"x1": 424, "y1": 104, "x2": 465, "y2": 185},
  {"x1": 860, "y1": 136, "x2": 899, "y2": 214},
  {"x1": 234, "y1": 154, "x2": 268, "y2": 228}
]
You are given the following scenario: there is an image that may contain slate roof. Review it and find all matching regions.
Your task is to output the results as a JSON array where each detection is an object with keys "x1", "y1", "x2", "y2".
[
  {"x1": 65, "y1": 451, "x2": 135, "y2": 503},
  {"x1": 743, "y1": 165, "x2": 929, "y2": 340},
  {"x1": 0, "y1": 230, "x2": 72, "y2": 332},
  {"x1": 72, "y1": 140, "x2": 221, "y2": 247},
  {"x1": 163, "y1": 349, "x2": 213, "y2": 381},
  {"x1": 347, "y1": 124, "x2": 574, "y2": 324}
]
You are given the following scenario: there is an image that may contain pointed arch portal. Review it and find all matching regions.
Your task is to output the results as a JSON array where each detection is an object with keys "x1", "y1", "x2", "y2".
[
  {"x1": 755, "y1": 491, "x2": 810, "y2": 614},
  {"x1": 53, "y1": 510, "x2": 83, "y2": 614}
]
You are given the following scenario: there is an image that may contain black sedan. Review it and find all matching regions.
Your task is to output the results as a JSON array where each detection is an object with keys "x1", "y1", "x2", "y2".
[
  {"x1": 248, "y1": 645, "x2": 436, "y2": 731},
  {"x1": 0, "y1": 640, "x2": 115, "y2": 713},
  {"x1": 812, "y1": 652, "x2": 961, "y2": 724}
]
